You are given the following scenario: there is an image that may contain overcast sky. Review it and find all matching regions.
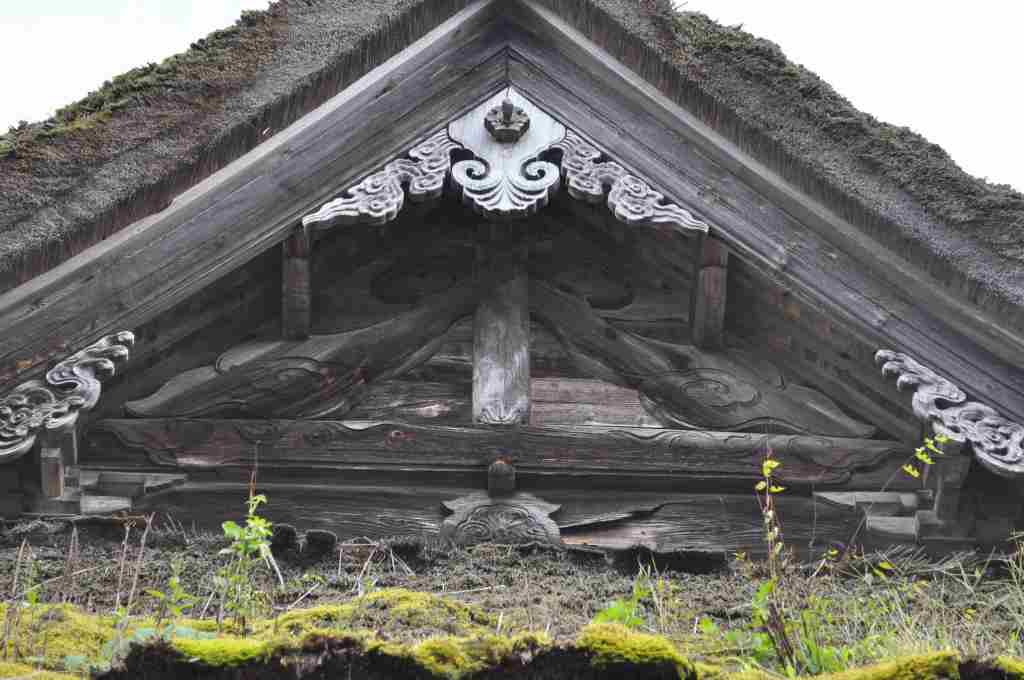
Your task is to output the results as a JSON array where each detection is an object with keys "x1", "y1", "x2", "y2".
[{"x1": 1, "y1": 1, "x2": 1021, "y2": 191}]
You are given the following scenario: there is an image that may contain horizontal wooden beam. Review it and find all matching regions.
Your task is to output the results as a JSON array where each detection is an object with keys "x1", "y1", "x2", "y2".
[{"x1": 88, "y1": 418, "x2": 916, "y2": 492}]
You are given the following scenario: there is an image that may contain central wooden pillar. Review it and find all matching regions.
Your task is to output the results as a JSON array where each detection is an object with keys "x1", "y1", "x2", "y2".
[{"x1": 473, "y1": 223, "x2": 530, "y2": 425}]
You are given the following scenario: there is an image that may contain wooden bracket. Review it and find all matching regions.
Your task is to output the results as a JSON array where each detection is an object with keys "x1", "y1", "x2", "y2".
[
  {"x1": 441, "y1": 460, "x2": 562, "y2": 546},
  {"x1": 691, "y1": 236, "x2": 729, "y2": 350},
  {"x1": 282, "y1": 226, "x2": 312, "y2": 340}
]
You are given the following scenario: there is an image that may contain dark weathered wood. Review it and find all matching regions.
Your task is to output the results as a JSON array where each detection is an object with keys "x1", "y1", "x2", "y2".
[
  {"x1": 561, "y1": 493, "x2": 865, "y2": 556},
  {"x1": 87, "y1": 418, "x2": 916, "y2": 491},
  {"x1": 130, "y1": 480, "x2": 864, "y2": 556},
  {"x1": 282, "y1": 227, "x2": 312, "y2": 340},
  {"x1": 347, "y1": 379, "x2": 472, "y2": 424},
  {"x1": 530, "y1": 280, "x2": 874, "y2": 437},
  {"x1": 39, "y1": 448, "x2": 64, "y2": 499},
  {"x1": 691, "y1": 236, "x2": 728, "y2": 350},
  {"x1": 125, "y1": 279, "x2": 480, "y2": 419},
  {"x1": 529, "y1": 378, "x2": 663, "y2": 428},
  {"x1": 474, "y1": 227, "x2": 530, "y2": 425}
]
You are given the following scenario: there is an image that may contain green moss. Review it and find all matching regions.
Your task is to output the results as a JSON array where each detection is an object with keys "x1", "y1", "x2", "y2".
[
  {"x1": 270, "y1": 587, "x2": 494, "y2": 638},
  {"x1": 0, "y1": 661, "x2": 76, "y2": 679},
  {"x1": 995, "y1": 656, "x2": 1024, "y2": 678},
  {"x1": 0, "y1": 603, "x2": 117, "y2": 668},
  {"x1": 817, "y1": 652, "x2": 961, "y2": 680},
  {"x1": 578, "y1": 622, "x2": 696, "y2": 678},
  {"x1": 172, "y1": 636, "x2": 278, "y2": 666},
  {"x1": 381, "y1": 632, "x2": 552, "y2": 680}
]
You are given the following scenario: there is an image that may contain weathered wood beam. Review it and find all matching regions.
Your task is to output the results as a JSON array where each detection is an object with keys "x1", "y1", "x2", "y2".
[
  {"x1": 282, "y1": 226, "x2": 312, "y2": 340},
  {"x1": 473, "y1": 226, "x2": 530, "y2": 425},
  {"x1": 691, "y1": 235, "x2": 728, "y2": 350},
  {"x1": 87, "y1": 418, "x2": 916, "y2": 491},
  {"x1": 125, "y1": 278, "x2": 480, "y2": 419},
  {"x1": 530, "y1": 279, "x2": 874, "y2": 437}
]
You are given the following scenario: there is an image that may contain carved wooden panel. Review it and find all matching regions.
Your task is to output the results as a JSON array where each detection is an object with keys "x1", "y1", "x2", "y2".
[
  {"x1": 300, "y1": 87, "x2": 709, "y2": 234},
  {"x1": 0, "y1": 332, "x2": 134, "y2": 463},
  {"x1": 877, "y1": 350, "x2": 1024, "y2": 478},
  {"x1": 86, "y1": 418, "x2": 915, "y2": 491}
]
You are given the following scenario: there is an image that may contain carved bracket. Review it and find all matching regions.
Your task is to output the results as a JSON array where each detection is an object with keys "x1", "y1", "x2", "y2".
[
  {"x1": 303, "y1": 88, "x2": 709, "y2": 233},
  {"x1": 876, "y1": 349, "x2": 1024, "y2": 478},
  {"x1": 440, "y1": 460, "x2": 562, "y2": 546},
  {"x1": 0, "y1": 332, "x2": 135, "y2": 464}
]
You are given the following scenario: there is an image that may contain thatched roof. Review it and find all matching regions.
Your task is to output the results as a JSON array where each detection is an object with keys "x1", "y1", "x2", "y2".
[{"x1": 1, "y1": 0, "x2": 1021, "y2": 324}]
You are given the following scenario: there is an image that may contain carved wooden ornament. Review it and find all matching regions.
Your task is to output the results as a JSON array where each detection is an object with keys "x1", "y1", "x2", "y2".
[
  {"x1": 303, "y1": 88, "x2": 709, "y2": 232},
  {"x1": 0, "y1": 332, "x2": 134, "y2": 463},
  {"x1": 876, "y1": 350, "x2": 1024, "y2": 478},
  {"x1": 441, "y1": 461, "x2": 561, "y2": 546}
]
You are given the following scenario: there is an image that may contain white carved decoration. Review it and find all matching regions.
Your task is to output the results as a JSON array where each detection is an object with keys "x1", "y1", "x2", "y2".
[
  {"x1": 302, "y1": 130, "x2": 459, "y2": 230},
  {"x1": 0, "y1": 332, "x2": 135, "y2": 463},
  {"x1": 301, "y1": 88, "x2": 709, "y2": 233},
  {"x1": 448, "y1": 89, "x2": 563, "y2": 219},
  {"x1": 876, "y1": 349, "x2": 1024, "y2": 478},
  {"x1": 555, "y1": 131, "x2": 709, "y2": 233}
]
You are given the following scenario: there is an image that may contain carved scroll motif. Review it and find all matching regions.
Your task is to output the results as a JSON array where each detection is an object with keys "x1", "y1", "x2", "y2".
[
  {"x1": 0, "y1": 332, "x2": 134, "y2": 463},
  {"x1": 300, "y1": 88, "x2": 709, "y2": 233},
  {"x1": 302, "y1": 130, "x2": 459, "y2": 230},
  {"x1": 448, "y1": 89, "x2": 563, "y2": 219},
  {"x1": 440, "y1": 495, "x2": 562, "y2": 546},
  {"x1": 554, "y1": 131, "x2": 708, "y2": 233},
  {"x1": 876, "y1": 350, "x2": 1024, "y2": 478}
]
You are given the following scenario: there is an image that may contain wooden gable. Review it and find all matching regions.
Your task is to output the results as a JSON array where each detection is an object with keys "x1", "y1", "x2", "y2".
[{"x1": 1, "y1": 0, "x2": 1022, "y2": 555}]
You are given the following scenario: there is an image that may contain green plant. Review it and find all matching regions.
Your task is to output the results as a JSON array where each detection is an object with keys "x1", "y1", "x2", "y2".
[
  {"x1": 901, "y1": 433, "x2": 950, "y2": 479},
  {"x1": 215, "y1": 493, "x2": 277, "y2": 632},
  {"x1": 592, "y1": 570, "x2": 652, "y2": 629},
  {"x1": 146, "y1": 560, "x2": 197, "y2": 639}
]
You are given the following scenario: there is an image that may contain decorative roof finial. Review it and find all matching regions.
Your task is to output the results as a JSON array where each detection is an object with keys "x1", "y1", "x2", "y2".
[{"x1": 485, "y1": 97, "x2": 530, "y2": 143}]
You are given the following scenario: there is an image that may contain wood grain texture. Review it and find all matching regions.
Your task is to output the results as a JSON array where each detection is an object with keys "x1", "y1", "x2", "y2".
[
  {"x1": 130, "y1": 480, "x2": 863, "y2": 556},
  {"x1": 86, "y1": 418, "x2": 916, "y2": 492},
  {"x1": 124, "y1": 279, "x2": 479, "y2": 419},
  {"x1": 691, "y1": 236, "x2": 728, "y2": 350},
  {"x1": 473, "y1": 229, "x2": 530, "y2": 424},
  {"x1": 530, "y1": 280, "x2": 874, "y2": 437},
  {"x1": 282, "y1": 228, "x2": 312, "y2": 340}
]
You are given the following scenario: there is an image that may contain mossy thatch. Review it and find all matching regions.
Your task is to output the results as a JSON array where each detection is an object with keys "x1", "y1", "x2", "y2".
[{"x1": 0, "y1": 0, "x2": 1020, "y2": 330}]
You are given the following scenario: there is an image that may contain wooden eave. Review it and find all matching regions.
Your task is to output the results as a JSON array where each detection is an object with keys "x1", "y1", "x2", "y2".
[{"x1": 0, "y1": 0, "x2": 1021, "y2": 432}]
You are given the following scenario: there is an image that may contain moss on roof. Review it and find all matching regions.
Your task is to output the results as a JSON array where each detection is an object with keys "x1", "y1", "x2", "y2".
[{"x1": 0, "y1": 0, "x2": 1021, "y2": 322}]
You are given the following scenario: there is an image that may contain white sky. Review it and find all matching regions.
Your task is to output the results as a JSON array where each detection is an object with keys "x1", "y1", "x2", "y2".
[{"x1": 0, "y1": 1, "x2": 1021, "y2": 191}]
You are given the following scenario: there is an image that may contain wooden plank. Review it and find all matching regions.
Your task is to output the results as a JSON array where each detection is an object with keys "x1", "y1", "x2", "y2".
[
  {"x1": 129, "y1": 480, "x2": 864, "y2": 556},
  {"x1": 528, "y1": 377, "x2": 664, "y2": 428},
  {"x1": 87, "y1": 418, "x2": 917, "y2": 491},
  {"x1": 0, "y1": 7, "x2": 505, "y2": 389},
  {"x1": 282, "y1": 227, "x2": 312, "y2": 340},
  {"x1": 503, "y1": 7, "x2": 1024, "y2": 424},
  {"x1": 691, "y1": 236, "x2": 728, "y2": 350},
  {"x1": 562, "y1": 493, "x2": 864, "y2": 557},
  {"x1": 473, "y1": 227, "x2": 530, "y2": 424}
]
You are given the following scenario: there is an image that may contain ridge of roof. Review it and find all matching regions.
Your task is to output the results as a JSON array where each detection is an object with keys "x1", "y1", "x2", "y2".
[{"x1": 0, "y1": 0, "x2": 1021, "y2": 330}]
